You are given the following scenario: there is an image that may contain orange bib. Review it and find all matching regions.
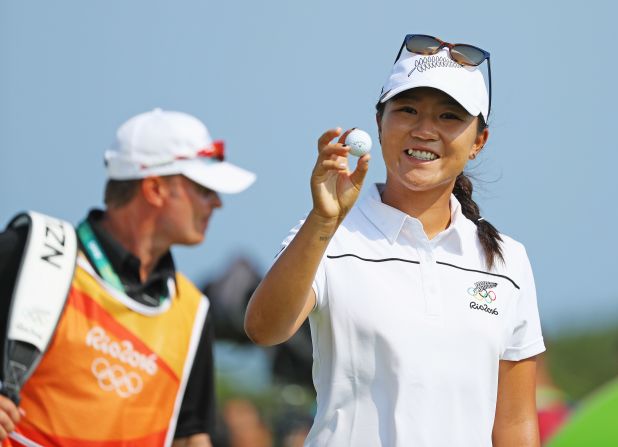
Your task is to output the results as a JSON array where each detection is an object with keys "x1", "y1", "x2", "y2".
[{"x1": 7, "y1": 258, "x2": 209, "y2": 447}]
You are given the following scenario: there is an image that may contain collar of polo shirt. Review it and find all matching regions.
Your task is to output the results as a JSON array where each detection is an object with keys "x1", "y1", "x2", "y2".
[{"x1": 359, "y1": 184, "x2": 474, "y2": 254}]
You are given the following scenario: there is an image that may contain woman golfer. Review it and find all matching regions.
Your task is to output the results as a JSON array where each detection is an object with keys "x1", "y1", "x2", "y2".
[{"x1": 246, "y1": 34, "x2": 545, "y2": 447}]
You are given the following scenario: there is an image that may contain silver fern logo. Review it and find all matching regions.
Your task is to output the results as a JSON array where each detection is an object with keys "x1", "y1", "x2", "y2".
[{"x1": 408, "y1": 55, "x2": 463, "y2": 76}]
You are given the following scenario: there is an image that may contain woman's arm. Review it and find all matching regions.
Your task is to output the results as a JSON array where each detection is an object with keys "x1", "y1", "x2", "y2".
[
  {"x1": 244, "y1": 128, "x2": 370, "y2": 346},
  {"x1": 492, "y1": 357, "x2": 540, "y2": 447}
]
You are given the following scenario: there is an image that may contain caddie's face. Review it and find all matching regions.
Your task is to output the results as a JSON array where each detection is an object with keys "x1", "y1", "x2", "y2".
[
  {"x1": 377, "y1": 87, "x2": 488, "y2": 195},
  {"x1": 159, "y1": 175, "x2": 222, "y2": 245}
]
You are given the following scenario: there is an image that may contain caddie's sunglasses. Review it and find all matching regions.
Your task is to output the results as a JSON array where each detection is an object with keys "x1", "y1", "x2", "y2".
[
  {"x1": 395, "y1": 34, "x2": 492, "y2": 119},
  {"x1": 138, "y1": 140, "x2": 225, "y2": 170},
  {"x1": 192, "y1": 140, "x2": 225, "y2": 162}
]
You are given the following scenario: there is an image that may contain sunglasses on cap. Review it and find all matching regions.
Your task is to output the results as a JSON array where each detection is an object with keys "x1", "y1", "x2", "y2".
[
  {"x1": 137, "y1": 140, "x2": 225, "y2": 170},
  {"x1": 192, "y1": 140, "x2": 225, "y2": 162},
  {"x1": 394, "y1": 34, "x2": 492, "y2": 119}
]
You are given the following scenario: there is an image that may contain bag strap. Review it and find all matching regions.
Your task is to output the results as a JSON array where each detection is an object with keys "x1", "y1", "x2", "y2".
[{"x1": 0, "y1": 211, "x2": 77, "y2": 403}]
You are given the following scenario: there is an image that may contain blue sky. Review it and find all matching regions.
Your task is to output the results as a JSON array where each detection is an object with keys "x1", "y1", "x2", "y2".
[{"x1": 1, "y1": 0, "x2": 616, "y2": 335}]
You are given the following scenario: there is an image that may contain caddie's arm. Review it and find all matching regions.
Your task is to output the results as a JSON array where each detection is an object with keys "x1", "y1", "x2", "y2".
[
  {"x1": 244, "y1": 128, "x2": 370, "y2": 346},
  {"x1": 0, "y1": 226, "x2": 28, "y2": 441},
  {"x1": 172, "y1": 433, "x2": 212, "y2": 447}
]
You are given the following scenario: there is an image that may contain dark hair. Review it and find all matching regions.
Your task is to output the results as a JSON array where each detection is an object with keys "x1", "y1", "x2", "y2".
[
  {"x1": 104, "y1": 179, "x2": 142, "y2": 208},
  {"x1": 376, "y1": 96, "x2": 504, "y2": 270},
  {"x1": 452, "y1": 173, "x2": 503, "y2": 269}
]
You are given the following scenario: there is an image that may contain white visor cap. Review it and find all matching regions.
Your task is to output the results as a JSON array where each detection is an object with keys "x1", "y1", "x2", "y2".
[
  {"x1": 379, "y1": 48, "x2": 489, "y2": 122},
  {"x1": 104, "y1": 109, "x2": 256, "y2": 194}
]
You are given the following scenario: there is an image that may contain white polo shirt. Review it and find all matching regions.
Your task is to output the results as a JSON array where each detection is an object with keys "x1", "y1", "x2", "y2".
[{"x1": 280, "y1": 184, "x2": 545, "y2": 447}]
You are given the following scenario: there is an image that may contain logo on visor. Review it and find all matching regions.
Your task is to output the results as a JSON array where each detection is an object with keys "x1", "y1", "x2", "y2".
[{"x1": 408, "y1": 55, "x2": 463, "y2": 77}]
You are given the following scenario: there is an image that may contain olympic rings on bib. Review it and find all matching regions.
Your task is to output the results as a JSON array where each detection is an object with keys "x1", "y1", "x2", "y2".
[{"x1": 91, "y1": 357, "x2": 143, "y2": 398}]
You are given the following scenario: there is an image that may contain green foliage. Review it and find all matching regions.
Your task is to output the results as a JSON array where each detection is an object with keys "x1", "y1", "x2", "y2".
[{"x1": 547, "y1": 325, "x2": 618, "y2": 401}]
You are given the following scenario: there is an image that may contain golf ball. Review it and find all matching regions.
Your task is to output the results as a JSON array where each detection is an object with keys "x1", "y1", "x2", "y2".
[{"x1": 345, "y1": 129, "x2": 372, "y2": 157}]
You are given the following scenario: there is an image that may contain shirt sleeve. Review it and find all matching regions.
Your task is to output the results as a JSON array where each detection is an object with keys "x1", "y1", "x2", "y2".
[
  {"x1": 501, "y1": 246, "x2": 546, "y2": 361},
  {"x1": 174, "y1": 309, "x2": 215, "y2": 438},
  {"x1": 276, "y1": 218, "x2": 327, "y2": 311}
]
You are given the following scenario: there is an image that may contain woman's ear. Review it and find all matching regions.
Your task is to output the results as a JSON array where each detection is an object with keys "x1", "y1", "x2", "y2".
[{"x1": 469, "y1": 127, "x2": 489, "y2": 160}]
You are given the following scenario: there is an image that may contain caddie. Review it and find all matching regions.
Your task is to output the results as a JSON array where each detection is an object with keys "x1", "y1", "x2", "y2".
[{"x1": 0, "y1": 108, "x2": 256, "y2": 447}]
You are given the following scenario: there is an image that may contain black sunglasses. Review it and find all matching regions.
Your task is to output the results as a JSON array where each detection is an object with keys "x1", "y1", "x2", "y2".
[{"x1": 395, "y1": 34, "x2": 492, "y2": 119}]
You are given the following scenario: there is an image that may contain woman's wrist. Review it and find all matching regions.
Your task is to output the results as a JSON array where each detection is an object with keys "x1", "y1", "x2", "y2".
[{"x1": 306, "y1": 210, "x2": 341, "y2": 242}]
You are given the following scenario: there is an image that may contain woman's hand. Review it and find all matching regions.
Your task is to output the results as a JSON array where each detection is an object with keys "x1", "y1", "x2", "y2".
[{"x1": 311, "y1": 128, "x2": 371, "y2": 223}]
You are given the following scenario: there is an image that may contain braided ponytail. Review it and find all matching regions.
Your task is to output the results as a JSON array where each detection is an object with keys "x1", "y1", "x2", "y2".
[{"x1": 453, "y1": 173, "x2": 504, "y2": 270}]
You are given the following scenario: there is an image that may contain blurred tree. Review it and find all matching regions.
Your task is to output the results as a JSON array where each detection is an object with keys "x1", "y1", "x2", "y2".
[
  {"x1": 203, "y1": 257, "x2": 260, "y2": 343},
  {"x1": 201, "y1": 257, "x2": 314, "y2": 386},
  {"x1": 547, "y1": 326, "x2": 618, "y2": 400}
]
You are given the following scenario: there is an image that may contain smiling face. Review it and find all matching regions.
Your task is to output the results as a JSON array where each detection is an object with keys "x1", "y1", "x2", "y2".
[
  {"x1": 377, "y1": 87, "x2": 488, "y2": 197},
  {"x1": 158, "y1": 175, "x2": 222, "y2": 246}
]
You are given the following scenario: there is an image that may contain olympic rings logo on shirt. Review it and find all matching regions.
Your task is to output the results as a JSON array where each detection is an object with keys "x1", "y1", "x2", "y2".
[
  {"x1": 467, "y1": 281, "x2": 498, "y2": 304},
  {"x1": 468, "y1": 288, "x2": 496, "y2": 303},
  {"x1": 91, "y1": 357, "x2": 143, "y2": 398}
]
